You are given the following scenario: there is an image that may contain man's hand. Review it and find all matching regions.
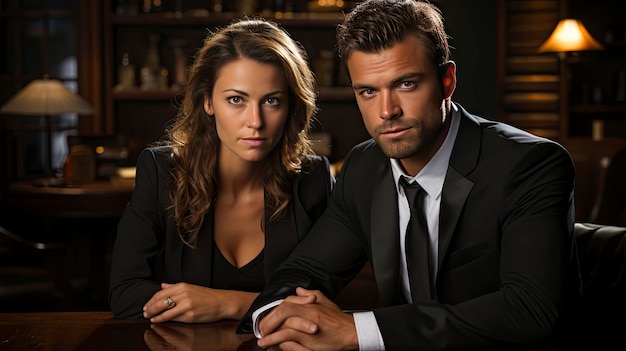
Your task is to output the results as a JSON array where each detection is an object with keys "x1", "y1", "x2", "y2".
[
  {"x1": 143, "y1": 282, "x2": 257, "y2": 323},
  {"x1": 257, "y1": 287, "x2": 359, "y2": 351}
]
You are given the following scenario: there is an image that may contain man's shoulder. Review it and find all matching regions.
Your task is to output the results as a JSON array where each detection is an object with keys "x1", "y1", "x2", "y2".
[
  {"x1": 472, "y1": 114, "x2": 563, "y2": 150},
  {"x1": 348, "y1": 138, "x2": 385, "y2": 158}
]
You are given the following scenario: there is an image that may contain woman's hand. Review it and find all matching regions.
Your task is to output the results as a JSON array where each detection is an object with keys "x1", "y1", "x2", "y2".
[{"x1": 143, "y1": 282, "x2": 259, "y2": 323}]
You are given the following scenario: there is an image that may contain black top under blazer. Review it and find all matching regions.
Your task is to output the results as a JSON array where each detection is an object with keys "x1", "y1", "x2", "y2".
[
  {"x1": 239, "y1": 105, "x2": 576, "y2": 350},
  {"x1": 109, "y1": 146, "x2": 334, "y2": 319}
]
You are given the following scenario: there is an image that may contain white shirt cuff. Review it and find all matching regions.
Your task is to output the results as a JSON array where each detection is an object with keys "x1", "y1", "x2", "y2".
[
  {"x1": 252, "y1": 299, "x2": 285, "y2": 338},
  {"x1": 353, "y1": 311, "x2": 385, "y2": 350}
]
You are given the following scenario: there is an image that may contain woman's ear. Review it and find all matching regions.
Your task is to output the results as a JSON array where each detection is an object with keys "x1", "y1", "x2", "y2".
[
  {"x1": 441, "y1": 61, "x2": 457, "y2": 99},
  {"x1": 203, "y1": 95, "x2": 214, "y2": 115}
]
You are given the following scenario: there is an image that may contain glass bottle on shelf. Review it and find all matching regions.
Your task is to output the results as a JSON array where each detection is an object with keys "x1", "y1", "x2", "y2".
[
  {"x1": 170, "y1": 39, "x2": 187, "y2": 92},
  {"x1": 313, "y1": 50, "x2": 335, "y2": 87},
  {"x1": 140, "y1": 34, "x2": 169, "y2": 91},
  {"x1": 115, "y1": 52, "x2": 136, "y2": 91}
]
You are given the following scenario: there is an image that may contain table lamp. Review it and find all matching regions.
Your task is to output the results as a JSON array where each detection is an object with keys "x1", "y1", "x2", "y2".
[
  {"x1": 537, "y1": 19, "x2": 605, "y2": 140},
  {"x1": 538, "y1": 19, "x2": 604, "y2": 58},
  {"x1": 0, "y1": 75, "x2": 95, "y2": 177}
]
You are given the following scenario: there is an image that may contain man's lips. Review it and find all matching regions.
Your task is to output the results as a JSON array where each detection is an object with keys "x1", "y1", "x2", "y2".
[{"x1": 380, "y1": 127, "x2": 411, "y2": 138}]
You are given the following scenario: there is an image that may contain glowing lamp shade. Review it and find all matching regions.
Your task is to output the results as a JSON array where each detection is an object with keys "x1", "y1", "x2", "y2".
[
  {"x1": 537, "y1": 19, "x2": 604, "y2": 53},
  {"x1": 0, "y1": 78, "x2": 94, "y2": 116}
]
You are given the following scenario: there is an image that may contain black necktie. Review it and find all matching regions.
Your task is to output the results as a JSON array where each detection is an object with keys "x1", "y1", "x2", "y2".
[{"x1": 400, "y1": 177, "x2": 433, "y2": 302}]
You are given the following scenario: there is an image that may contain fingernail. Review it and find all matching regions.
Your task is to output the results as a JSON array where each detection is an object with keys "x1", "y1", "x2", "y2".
[{"x1": 257, "y1": 339, "x2": 264, "y2": 347}]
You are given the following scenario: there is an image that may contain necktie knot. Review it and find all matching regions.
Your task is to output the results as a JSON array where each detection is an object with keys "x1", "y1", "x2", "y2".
[{"x1": 400, "y1": 177, "x2": 424, "y2": 209}]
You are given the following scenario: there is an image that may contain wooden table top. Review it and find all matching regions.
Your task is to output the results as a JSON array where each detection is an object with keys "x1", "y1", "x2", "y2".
[
  {"x1": 6, "y1": 179, "x2": 134, "y2": 218},
  {"x1": 0, "y1": 312, "x2": 260, "y2": 351}
]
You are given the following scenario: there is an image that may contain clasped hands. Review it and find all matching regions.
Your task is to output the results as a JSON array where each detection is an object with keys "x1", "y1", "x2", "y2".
[{"x1": 256, "y1": 287, "x2": 359, "y2": 351}]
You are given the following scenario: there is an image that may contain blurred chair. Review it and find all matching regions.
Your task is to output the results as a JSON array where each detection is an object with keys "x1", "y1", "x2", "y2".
[
  {"x1": 562, "y1": 138, "x2": 626, "y2": 223},
  {"x1": 0, "y1": 224, "x2": 68, "y2": 312},
  {"x1": 561, "y1": 222, "x2": 626, "y2": 349},
  {"x1": 590, "y1": 146, "x2": 626, "y2": 226}
]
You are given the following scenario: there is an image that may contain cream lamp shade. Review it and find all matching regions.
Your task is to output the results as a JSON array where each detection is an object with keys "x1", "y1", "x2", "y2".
[
  {"x1": 538, "y1": 19, "x2": 604, "y2": 53},
  {"x1": 0, "y1": 76, "x2": 95, "y2": 177},
  {"x1": 0, "y1": 77, "x2": 95, "y2": 115}
]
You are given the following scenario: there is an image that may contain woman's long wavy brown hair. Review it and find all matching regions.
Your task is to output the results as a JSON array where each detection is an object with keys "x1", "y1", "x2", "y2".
[{"x1": 163, "y1": 18, "x2": 318, "y2": 248}]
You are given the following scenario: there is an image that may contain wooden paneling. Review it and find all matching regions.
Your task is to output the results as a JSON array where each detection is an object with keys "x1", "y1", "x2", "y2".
[{"x1": 497, "y1": 0, "x2": 564, "y2": 140}]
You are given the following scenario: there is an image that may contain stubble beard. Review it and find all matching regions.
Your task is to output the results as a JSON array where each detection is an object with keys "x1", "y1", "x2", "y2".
[
  {"x1": 375, "y1": 120, "x2": 445, "y2": 160},
  {"x1": 376, "y1": 136, "x2": 421, "y2": 160}
]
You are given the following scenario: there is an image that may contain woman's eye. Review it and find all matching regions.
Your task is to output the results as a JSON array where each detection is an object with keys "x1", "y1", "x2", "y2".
[
  {"x1": 264, "y1": 97, "x2": 280, "y2": 106},
  {"x1": 227, "y1": 96, "x2": 243, "y2": 105}
]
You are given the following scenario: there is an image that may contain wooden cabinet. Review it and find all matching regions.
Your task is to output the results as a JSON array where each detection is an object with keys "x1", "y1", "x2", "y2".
[{"x1": 102, "y1": 0, "x2": 369, "y2": 163}]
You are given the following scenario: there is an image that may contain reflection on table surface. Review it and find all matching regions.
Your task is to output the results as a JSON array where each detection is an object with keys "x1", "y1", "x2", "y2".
[{"x1": 0, "y1": 312, "x2": 260, "y2": 351}]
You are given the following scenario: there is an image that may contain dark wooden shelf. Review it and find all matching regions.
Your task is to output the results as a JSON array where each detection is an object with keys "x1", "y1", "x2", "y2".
[
  {"x1": 570, "y1": 104, "x2": 626, "y2": 114},
  {"x1": 111, "y1": 86, "x2": 355, "y2": 102},
  {"x1": 109, "y1": 12, "x2": 343, "y2": 27},
  {"x1": 111, "y1": 89, "x2": 178, "y2": 101},
  {"x1": 318, "y1": 87, "x2": 354, "y2": 101}
]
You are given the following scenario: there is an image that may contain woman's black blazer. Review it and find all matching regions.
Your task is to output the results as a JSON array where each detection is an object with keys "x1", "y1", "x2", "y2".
[{"x1": 109, "y1": 146, "x2": 334, "y2": 319}]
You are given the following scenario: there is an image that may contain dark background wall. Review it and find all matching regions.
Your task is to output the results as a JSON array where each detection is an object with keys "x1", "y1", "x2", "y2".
[{"x1": 436, "y1": 0, "x2": 498, "y2": 120}]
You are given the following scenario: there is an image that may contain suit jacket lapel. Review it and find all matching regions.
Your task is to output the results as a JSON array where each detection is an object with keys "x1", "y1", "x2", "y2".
[
  {"x1": 370, "y1": 159, "x2": 403, "y2": 306},
  {"x1": 438, "y1": 106, "x2": 481, "y2": 272},
  {"x1": 438, "y1": 167, "x2": 473, "y2": 270},
  {"x1": 264, "y1": 201, "x2": 300, "y2": 282}
]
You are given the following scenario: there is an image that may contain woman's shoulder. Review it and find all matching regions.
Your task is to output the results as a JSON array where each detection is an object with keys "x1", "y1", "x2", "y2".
[
  {"x1": 301, "y1": 155, "x2": 331, "y2": 177},
  {"x1": 297, "y1": 154, "x2": 334, "y2": 192},
  {"x1": 137, "y1": 145, "x2": 173, "y2": 164}
]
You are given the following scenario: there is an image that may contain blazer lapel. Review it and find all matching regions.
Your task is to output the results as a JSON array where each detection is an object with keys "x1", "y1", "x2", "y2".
[
  {"x1": 264, "y1": 202, "x2": 300, "y2": 281},
  {"x1": 438, "y1": 167, "x2": 473, "y2": 270},
  {"x1": 370, "y1": 159, "x2": 403, "y2": 306},
  {"x1": 438, "y1": 106, "x2": 481, "y2": 273},
  {"x1": 180, "y1": 212, "x2": 213, "y2": 286}
]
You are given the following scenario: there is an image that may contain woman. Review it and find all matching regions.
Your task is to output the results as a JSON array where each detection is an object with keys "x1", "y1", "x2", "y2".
[{"x1": 109, "y1": 18, "x2": 334, "y2": 323}]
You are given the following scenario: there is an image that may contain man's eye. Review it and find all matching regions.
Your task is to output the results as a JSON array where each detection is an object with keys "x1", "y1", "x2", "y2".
[
  {"x1": 399, "y1": 81, "x2": 416, "y2": 89},
  {"x1": 360, "y1": 88, "x2": 376, "y2": 97}
]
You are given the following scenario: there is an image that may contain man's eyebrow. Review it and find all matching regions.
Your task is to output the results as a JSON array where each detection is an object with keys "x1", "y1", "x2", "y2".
[
  {"x1": 351, "y1": 72, "x2": 424, "y2": 90},
  {"x1": 390, "y1": 72, "x2": 423, "y2": 87}
]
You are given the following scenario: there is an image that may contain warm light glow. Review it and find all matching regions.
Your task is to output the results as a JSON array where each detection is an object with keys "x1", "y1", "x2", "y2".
[
  {"x1": 538, "y1": 19, "x2": 604, "y2": 53},
  {"x1": 0, "y1": 77, "x2": 95, "y2": 115}
]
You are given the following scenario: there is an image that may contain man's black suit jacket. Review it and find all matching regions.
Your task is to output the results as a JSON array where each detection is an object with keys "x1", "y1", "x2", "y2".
[
  {"x1": 109, "y1": 146, "x2": 334, "y2": 319},
  {"x1": 239, "y1": 105, "x2": 576, "y2": 350}
]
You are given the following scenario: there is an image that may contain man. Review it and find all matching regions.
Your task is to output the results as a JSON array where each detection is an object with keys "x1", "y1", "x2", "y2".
[{"x1": 237, "y1": 0, "x2": 576, "y2": 349}]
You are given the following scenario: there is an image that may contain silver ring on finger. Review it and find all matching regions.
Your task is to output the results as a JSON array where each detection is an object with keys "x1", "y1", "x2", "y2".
[{"x1": 164, "y1": 296, "x2": 176, "y2": 309}]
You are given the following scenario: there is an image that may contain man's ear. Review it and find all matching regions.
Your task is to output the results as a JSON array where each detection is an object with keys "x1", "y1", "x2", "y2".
[
  {"x1": 441, "y1": 61, "x2": 456, "y2": 99},
  {"x1": 203, "y1": 94, "x2": 214, "y2": 115}
]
